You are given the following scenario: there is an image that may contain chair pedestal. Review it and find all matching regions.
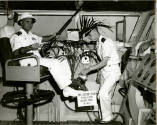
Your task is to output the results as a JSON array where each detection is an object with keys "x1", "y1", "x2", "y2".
[{"x1": 26, "y1": 83, "x2": 33, "y2": 125}]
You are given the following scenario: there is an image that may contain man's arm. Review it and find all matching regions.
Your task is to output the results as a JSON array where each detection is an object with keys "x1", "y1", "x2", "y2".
[
  {"x1": 12, "y1": 42, "x2": 40, "y2": 57},
  {"x1": 13, "y1": 45, "x2": 33, "y2": 57},
  {"x1": 41, "y1": 34, "x2": 56, "y2": 42},
  {"x1": 89, "y1": 57, "x2": 108, "y2": 71},
  {"x1": 80, "y1": 57, "x2": 109, "y2": 75}
]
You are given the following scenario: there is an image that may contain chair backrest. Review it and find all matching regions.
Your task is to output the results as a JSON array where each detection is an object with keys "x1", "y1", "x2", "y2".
[{"x1": 0, "y1": 37, "x2": 13, "y2": 80}]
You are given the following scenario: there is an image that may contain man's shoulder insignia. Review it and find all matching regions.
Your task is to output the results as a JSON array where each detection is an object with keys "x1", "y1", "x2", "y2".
[
  {"x1": 15, "y1": 31, "x2": 22, "y2": 36},
  {"x1": 101, "y1": 38, "x2": 106, "y2": 43}
]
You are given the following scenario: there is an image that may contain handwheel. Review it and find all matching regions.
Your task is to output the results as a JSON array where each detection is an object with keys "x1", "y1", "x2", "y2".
[{"x1": 1, "y1": 89, "x2": 55, "y2": 121}]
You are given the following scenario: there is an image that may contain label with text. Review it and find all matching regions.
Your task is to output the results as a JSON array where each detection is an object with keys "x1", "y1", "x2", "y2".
[{"x1": 77, "y1": 91, "x2": 97, "y2": 107}]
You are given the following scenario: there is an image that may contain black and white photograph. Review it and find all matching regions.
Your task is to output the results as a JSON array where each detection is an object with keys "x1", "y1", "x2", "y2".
[{"x1": 0, "y1": 0, "x2": 155, "y2": 125}]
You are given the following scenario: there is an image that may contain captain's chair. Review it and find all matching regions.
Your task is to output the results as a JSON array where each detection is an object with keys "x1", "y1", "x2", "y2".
[{"x1": 0, "y1": 37, "x2": 55, "y2": 125}]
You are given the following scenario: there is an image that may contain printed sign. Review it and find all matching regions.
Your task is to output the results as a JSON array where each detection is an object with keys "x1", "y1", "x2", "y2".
[{"x1": 77, "y1": 91, "x2": 97, "y2": 107}]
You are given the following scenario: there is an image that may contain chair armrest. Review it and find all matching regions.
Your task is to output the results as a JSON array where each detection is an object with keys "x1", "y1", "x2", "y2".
[
  {"x1": 6, "y1": 55, "x2": 40, "y2": 66},
  {"x1": 12, "y1": 53, "x2": 33, "y2": 60},
  {"x1": 5, "y1": 55, "x2": 40, "y2": 82}
]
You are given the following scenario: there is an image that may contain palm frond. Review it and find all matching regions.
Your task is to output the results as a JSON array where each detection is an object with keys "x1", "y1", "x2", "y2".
[
  {"x1": 89, "y1": 17, "x2": 96, "y2": 28},
  {"x1": 79, "y1": 16, "x2": 113, "y2": 37},
  {"x1": 97, "y1": 23, "x2": 113, "y2": 32}
]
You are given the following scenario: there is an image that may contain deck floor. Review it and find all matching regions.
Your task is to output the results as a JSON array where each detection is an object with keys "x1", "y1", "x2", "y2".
[{"x1": 0, "y1": 121, "x2": 123, "y2": 125}]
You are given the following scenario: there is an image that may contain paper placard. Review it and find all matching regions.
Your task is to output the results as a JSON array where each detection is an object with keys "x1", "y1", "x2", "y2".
[
  {"x1": 67, "y1": 30, "x2": 79, "y2": 41},
  {"x1": 77, "y1": 91, "x2": 97, "y2": 107}
]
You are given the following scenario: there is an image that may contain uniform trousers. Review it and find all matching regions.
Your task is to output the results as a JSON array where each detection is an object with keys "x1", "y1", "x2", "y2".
[
  {"x1": 98, "y1": 64, "x2": 121, "y2": 121},
  {"x1": 20, "y1": 56, "x2": 72, "y2": 90},
  {"x1": 40, "y1": 57, "x2": 72, "y2": 90}
]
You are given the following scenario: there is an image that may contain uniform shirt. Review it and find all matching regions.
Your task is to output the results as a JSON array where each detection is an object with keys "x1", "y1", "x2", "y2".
[
  {"x1": 0, "y1": 25, "x2": 16, "y2": 38},
  {"x1": 10, "y1": 28, "x2": 42, "y2": 66},
  {"x1": 96, "y1": 35, "x2": 120, "y2": 71}
]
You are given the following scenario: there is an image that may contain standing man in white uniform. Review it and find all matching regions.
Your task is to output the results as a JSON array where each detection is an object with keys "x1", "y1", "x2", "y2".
[
  {"x1": 0, "y1": 10, "x2": 18, "y2": 105},
  {"x1": 0, "y1": 10, "x2": 18, "y2": 38},
  {"x1": 80, "y1": 23, "x2": 121, "y2": 123},
  {"x1": 10, "y1": 12, "x2": 83, "y2": 98}
]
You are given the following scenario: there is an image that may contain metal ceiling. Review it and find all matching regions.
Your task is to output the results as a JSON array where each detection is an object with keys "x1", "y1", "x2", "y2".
[{"x1": 0, "y1": 1, "x2": 154, "y2": 11}]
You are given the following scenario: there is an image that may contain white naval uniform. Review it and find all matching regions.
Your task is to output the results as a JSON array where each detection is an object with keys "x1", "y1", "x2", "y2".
[
  {"x1": 0, "y1": 25, "x2": 17, "y2": 101},
  {"x1": 0, "y1": 25, "x2": 16, "y2": 38},
  {"x1": 10, "y1": 28, "x2": 72, "y2": 90},
  {"x1": 97, "y1": 35, "x2": 121, "y2": 121}
]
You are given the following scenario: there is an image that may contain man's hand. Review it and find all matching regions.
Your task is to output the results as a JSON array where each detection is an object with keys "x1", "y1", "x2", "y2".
[
  {"x1": 42, "y1": 33, "x2": 60, "y2": 42},
  {"x1": 30, "y1": 43, "x2": 40, "y2": 50},
  {"x1": 54, "y1": 32, "x2": 60, "y2": 39}
]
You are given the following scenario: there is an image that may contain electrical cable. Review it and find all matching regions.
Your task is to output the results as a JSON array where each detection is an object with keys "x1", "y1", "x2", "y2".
[
  {"x1": 87, "y1": 111, "x2": 93, "y2": 123},
  {"x1": 111, "y1": 82, "x2": 118, "y2": 99},
  {"x1": 73, "y1": 57, "x2": 81, "y2": 75},
  {"x1": 63, "y1": 101, "x2": 76, "y2": 112},
  {"x1": 113, "y1": 112, "x2": 125, "y2": 125},
  {"x1": 93, "y1": 111, "x2": 99, "y2": 119},
  {"x1": 112, "y1": 80, "x2": 132, "y2": 125}
]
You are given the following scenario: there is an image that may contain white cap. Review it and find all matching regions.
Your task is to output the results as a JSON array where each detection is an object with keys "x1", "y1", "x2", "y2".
[
  {"x1": 18, "y1": 12, "x2": 36, "y2": 26},
  {"x1": 7, "y1": 11, "x2": 18, "y2": 22},
  {"x1": 8, "y1": 11, "x2": 14, "y2": 19}
]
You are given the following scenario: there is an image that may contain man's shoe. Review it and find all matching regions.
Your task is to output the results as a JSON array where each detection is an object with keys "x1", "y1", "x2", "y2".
[
  {"x1": 95, "y1": 118, "x2": 112, "y2": 124},
  {"x1": 99, "y1": 120, "x2": 113, "y2": 124},
  {"x1": 100, "y1": 116, "x2": 114, "y2": 124},
  {"x1": 94, "y1": 118, "x2": 101, "y2": 123},
  {"x1": 69, "y1": 77, "x2": 87, "y2": 91}
]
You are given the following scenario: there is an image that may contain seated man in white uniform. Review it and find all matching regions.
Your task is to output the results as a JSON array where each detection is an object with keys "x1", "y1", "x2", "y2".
[
  {"x1": 10, "y1": 12, "x2": 83, "y2": 97},
  {"x1": 79, "y1": 18, "x2": 121, "y2": 123},
  {"x1": 0, "y1": 10, "x2": 18, "y2": 38}
]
